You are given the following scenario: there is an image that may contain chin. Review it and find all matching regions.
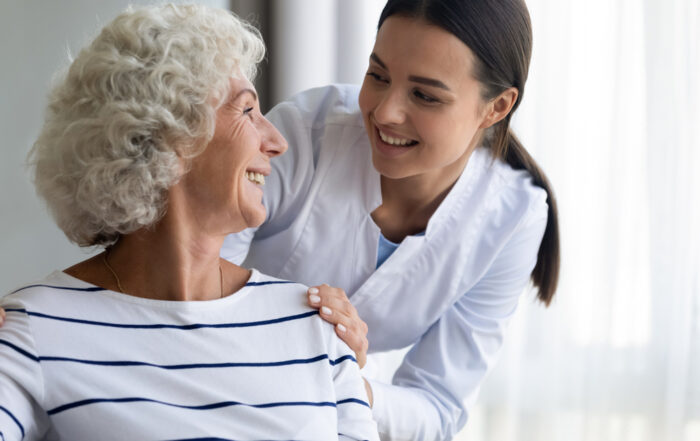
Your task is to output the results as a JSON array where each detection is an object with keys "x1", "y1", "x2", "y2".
[
  {"x1": 370, "y1": 153, "x2": 411, "y2": 180},
  {"x1": 245, "y1": 207, "x2": 267, "y2": 229}
]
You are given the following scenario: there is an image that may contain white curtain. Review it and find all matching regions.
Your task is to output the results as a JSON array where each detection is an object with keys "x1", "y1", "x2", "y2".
[
  {"x1": 266, "y1": 0, "x2": 385, "y2": 103},
  {"x1": 264, "y1": 1, "x2": 700, "y2": 440},
  {"x1": 463, "y1": 0, "x2": 700, "y2": 440}
]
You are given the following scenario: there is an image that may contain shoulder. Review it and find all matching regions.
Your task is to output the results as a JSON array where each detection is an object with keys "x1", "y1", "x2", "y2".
[
  {"x1": 478, "y1": 148, "x2": 548, "y2": 229},
  {"x1": 242, "y1": 270, "x2": 316, "y2": 317},
  {"x1": 1, "y1": 271, "x2": 101, "y2": 308},
  {"x1": 244, "y1": 270, "x2": 346, "y2": 349}
]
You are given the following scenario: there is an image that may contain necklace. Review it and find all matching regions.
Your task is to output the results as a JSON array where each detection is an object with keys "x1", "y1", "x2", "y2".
[
  {"x1": 102, "y1": 250, "x2": 224, "y2": 298},
  {"x1": 102, "y1": 250, "x2": 125, "y2": 293}
]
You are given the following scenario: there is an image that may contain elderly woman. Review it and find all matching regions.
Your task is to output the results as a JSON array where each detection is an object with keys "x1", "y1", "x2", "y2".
[{"x1": 0, "y1": 5, "x2": 378, "y2": 441}]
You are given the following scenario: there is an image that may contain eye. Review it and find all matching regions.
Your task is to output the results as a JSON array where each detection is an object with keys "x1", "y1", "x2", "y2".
[
  {"x1": 243, "y1": 106, "x2": 254, "y2": 118},
  {"x1": 366, "y1": 71, "x2": 389, "y2": 84},
  {"x1": 413, "y1": 89, "x2": 440, "y2": 104}
]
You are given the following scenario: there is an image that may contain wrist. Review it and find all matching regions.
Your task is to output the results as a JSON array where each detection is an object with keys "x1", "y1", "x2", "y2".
[{"x1": 363, "y1": 377, "x2": 374, "y2": 408}]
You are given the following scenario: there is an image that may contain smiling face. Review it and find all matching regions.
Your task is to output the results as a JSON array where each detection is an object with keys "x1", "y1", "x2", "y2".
[
  {"x1": 359, "y1": 16, "x2": 492, "y2": 183},
  {"x1": 179, "y1": 75, "x2": 287, "y2": 234}
]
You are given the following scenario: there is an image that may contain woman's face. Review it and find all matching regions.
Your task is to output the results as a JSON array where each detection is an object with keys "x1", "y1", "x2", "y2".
[
  {"x1": 358, "y1": 16, "x2": 491, "y2": 181},
  {"x1": 181, "y1": 75, "x2": 287, "y2": 233}
]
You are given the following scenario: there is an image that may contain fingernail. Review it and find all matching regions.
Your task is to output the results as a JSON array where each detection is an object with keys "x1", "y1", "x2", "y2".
[
  {"x1": 309, "y1": 295, "x2": 321, "y2": 304},
  {"x1": 337, "y1": 323, "x2": 347, "y2": 333},
  {"x1": 308, "y1": 287, "x2": 319, "y2": 294},
  {"x1": 321, "y1": 306, "x2": 332, "y2": 316}
]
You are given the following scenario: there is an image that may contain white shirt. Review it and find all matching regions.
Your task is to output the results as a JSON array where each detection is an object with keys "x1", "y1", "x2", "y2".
[
  {"x1": 222, "y1": 85, "x2": 548, "y2": 441},
  {"x1": 0, "y1": 269, "x2": 378, "y2": 441}
]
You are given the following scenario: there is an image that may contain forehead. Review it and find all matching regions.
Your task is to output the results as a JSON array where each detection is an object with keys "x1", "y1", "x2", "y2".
[
  {"x1": 374, "y1": 16, "x2": 478, "y2": 83},
  {"x1": 227, "y1": 75, "x2": 256, "y2": 98}
]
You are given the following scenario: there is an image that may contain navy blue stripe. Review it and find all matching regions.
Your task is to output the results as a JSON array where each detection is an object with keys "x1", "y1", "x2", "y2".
[
  {"x1": 5, "y1": 308, "x2": 318, "y2": 330},
  {"x1": 164, "y1": 438, "x2": 301, "y2": 441},
  {"x1": 163, "y1": 438, "x2": 237, "y2": 441},
  {"x1": 10, "y1": 284, "x2": 105, "y2": 295},
  {"x1": 0, "y1": 338, "x2": 39, "y2": 362},
  {"x1": 163, "y1": 438, "x2": 240, "y2": 441},
  {"x1": 164, "y1": 439, "x2": 236, "y2": 441},
  {"x1": 48, "y1": 397, "x2": 337, "y2": 415},
  {"x1": 337, "y1": 398, "x2": 371, "y2": 408},
  {"x1": 329, "y1": 354, "x2": 357, "y2": 365},
  {"x1": 244, "y1": 280, "x2": 296, "y2": 287},
  {"x1": 0, "y1": 406, "x2": 24, "y2": 438},
  {"x1": 338, "y1": 435, "x2": 369, "y2": 441},
  {"x1": 163, "y1": 439, "x2": 299, "y2": 441},
  {"x1": 8, "y1": 280, "x2": 293, "y2": 294},
  {"x1": 38, "y1": 353, "x2": 355, "y2": 370}
]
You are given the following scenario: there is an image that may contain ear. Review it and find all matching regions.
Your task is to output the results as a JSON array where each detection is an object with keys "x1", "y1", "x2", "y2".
[{"x1": 479, "y1": 87, "x2": 519, "y2": 129}]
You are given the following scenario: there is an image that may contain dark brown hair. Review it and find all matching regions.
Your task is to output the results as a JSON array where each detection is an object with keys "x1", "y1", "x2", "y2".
[{"x1": 379, "y1": 0, "x2": 560, "y2": 305}]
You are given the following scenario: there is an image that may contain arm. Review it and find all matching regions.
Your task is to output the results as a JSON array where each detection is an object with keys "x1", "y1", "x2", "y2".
[
  {"x1": 0, "y1": 299, "x2": 50, "y2": 440},
  {"x1": 369, "y1": 209, "x2": 548, "y2": 441},
  {"x1": 326, "y1": 325, "x2": 379, "y2": 441}
]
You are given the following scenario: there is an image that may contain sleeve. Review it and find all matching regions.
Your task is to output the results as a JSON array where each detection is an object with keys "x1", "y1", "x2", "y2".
[
  {"x1": 0, "y1": 298, "x2": 50, "y2": 440},
  {"x1": 326, "y1": 327, "x2": 380, "y2": 441},
  {"x1": 368, "y1": 206, "x2": 548, "y2": 441}
]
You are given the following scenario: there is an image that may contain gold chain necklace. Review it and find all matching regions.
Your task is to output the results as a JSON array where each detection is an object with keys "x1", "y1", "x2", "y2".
[{"x1": 102, "y1": 250, "x2": 224, "y2": 298}]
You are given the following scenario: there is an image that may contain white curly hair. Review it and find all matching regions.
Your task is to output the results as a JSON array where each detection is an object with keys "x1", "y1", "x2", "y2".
[{"x1": 29, "y1": 4, "x2": 265, "y2": 247}]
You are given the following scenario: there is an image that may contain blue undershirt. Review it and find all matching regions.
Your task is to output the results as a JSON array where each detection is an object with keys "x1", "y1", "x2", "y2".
[{"x1": 376, "y1": 231, "x2": 425, "y2": 269}]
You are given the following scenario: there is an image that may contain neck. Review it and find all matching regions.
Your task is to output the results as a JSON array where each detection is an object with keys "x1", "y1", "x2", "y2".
[
  {"x1": 373, "y1": 145, "x2": 475, "y2": 242},
  {"x1": 66, "y1": 180, "x2": 252, "y2": 301},
  {"x1": 105, "y1": 226, "x2": 221, "y2": 301},
  {"x1": 95, "y1": 207, "x2": 249, "y2": 301}
]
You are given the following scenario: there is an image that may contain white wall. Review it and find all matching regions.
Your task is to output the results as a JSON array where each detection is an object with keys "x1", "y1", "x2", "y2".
[{"x1": 0, "y1": 0, "x2": 227, "y2": 294}]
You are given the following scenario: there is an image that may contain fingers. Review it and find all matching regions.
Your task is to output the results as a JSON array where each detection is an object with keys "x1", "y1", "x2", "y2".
[
  {"x1": 337, "y1": 326, "x2": 368, "y2": 368},
  {"x1": 308, "y1": 285, "x2": 355, "y2": 315},
  {"x1": 0, "y1": 308, "x2": 5, "y2": 326},
  {"x1": 307, "y1": 284, "x2": 369, "y2": 368}
]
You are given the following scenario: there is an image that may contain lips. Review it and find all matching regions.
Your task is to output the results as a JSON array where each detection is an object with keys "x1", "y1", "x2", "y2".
[
  {"x1": 371, "y1": 124, "x2": 420, "y2": 158},
  {"x1": 244, "y1": 167, "x2": 270, "y2": 186},
  {"x1": 378, "y1": 129, "x2": 418, "y2": 146}
]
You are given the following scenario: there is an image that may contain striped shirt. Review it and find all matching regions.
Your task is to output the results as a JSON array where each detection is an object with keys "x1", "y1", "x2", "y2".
[{"x1": 0, "y1": 269, "x2": 378, "y2": 441}]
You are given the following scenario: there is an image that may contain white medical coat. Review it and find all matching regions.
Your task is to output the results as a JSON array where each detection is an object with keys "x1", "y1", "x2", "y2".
[{"x1": 222, "y1": 85, "x2": 548, "y2": 441}]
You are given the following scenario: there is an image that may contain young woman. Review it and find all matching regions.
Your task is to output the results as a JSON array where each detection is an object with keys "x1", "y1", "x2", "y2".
[{"x1": 221, "y1": 0, "x2": 560, "y2": 439}]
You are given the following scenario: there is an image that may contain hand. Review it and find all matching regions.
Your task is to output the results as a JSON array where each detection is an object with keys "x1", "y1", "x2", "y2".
[
  {"x1": 307, "y1": 284, "x2": 369, "y2": 368},
  {"x1": 0, "y1": 307, "x2": 5, "y2": 326}
]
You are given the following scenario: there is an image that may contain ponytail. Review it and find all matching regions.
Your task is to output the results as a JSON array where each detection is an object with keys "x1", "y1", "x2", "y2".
[{"x1": 491, "y1": 120, "x2": 560, "y2": 306}]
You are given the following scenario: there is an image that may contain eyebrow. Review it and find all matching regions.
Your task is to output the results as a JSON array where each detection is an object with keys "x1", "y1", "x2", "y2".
[{"x1": 369, "y1": 53, "x2": 452, "y2": 92}]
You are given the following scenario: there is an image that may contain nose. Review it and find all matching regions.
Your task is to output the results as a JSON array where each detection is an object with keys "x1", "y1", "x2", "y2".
[
  {"x1": 373, "y1": 88, "x2": 406, "y2": 126},
  {"x1": 259, "y1": 116, "x2": 288, "y2": 158}
]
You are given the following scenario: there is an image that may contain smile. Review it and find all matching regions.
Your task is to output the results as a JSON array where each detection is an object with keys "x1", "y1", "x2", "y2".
[
  {"x1": 246, "y1": 171, "x2": 265, "y2": 185},
  {"x1": 378, "y1": 129, "x2": 418, "y2": 146}
]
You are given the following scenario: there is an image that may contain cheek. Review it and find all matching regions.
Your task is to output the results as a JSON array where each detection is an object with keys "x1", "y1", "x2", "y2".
[{"x1": 358, "y1": 81, "x2": 374, "y2": 115}]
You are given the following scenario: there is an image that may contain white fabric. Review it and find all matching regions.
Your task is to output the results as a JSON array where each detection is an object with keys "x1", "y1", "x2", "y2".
[
  {"x1": 221, "y1": 84, "x2": 549, "y2": 441},
  {"x1": 452, "y1": 0, "x2": 700, "y2": 440},
  {"x1": 0, "y1": 269, "x2": 378, "y2": 441}
]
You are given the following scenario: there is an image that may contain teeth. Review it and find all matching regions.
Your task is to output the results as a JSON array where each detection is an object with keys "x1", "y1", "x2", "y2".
[
  {"x1": 246, "y1": 171, "x2": 265, "y2": 185},
  {"x1": 379, "y1": 130, "x2": 414, "y2": 146}
]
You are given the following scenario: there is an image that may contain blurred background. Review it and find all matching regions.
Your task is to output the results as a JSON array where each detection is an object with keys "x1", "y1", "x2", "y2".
[{"x1": 1, "y1": 1, "x2": 698, "y2": 440}]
